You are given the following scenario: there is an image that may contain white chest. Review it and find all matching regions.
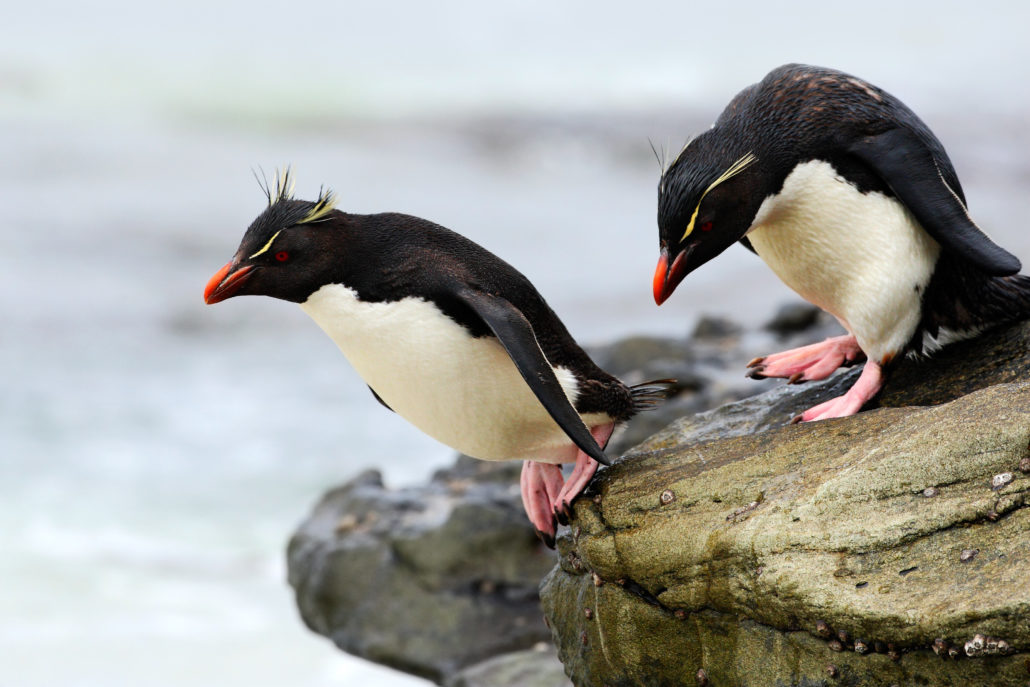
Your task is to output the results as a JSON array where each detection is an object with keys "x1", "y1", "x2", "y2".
[
  {"x1": 746, "y1": 159, "x2": 941, "y2": 361},
  {"x1": 299, "y1": 284, "x2": 586, "y2": 462}
]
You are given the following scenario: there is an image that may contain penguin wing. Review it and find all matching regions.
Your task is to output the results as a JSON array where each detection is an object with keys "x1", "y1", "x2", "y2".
[
  {"x1": 457, "y1": 288, "x2": 610, "y2": 467},
  {"x1": 847, "y1": 127, "x2": 1021, "y2": 275}
]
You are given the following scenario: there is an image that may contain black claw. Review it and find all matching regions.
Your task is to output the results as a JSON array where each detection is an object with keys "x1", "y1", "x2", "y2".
[
  {"x1": 534, "y1": 528, "x2": 556, "y2": 549},
  {"x1": 555, "y1": 505, "x2": 570, "y2": 526},
  {"x1": 746, "y1": 368, "x2": 767, "y2": 380},
  {"x1": 788, "y1": 372, "x2": 805, "y2": 385},
  {"x1": 789, "y1": 413, "x2": 804, "y2": 424},
  {"x1": 746, "y1": 357, "x2": 765, "y2": 368}
]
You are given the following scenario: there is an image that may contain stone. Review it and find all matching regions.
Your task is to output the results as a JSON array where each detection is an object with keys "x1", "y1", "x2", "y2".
[
  {"x1": 762, "y1": 302, "x2": 825, "y2": 336},
  {"x1": 287, "y1": 458, "x2": 557, "y2": 683},
  {"x1": 443, "y1": 645, "x2": 571, "y2": 687},
  {"x1": 541, "y1": 321, "x2": 1030, "y2": 687}
]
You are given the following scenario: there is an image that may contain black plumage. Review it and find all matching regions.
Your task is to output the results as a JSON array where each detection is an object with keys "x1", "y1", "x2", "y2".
[{"x1": 654, "y1": 64, "x2": 1030, "y2": 420}]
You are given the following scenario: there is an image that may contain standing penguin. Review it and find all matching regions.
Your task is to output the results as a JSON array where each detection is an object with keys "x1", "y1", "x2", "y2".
[
  {"x1": 653, "y1": 63, "x2": 1030, "y2": 421},
  {"x1": 204, "y1": 172, "x2": 668, "y2": 545}
]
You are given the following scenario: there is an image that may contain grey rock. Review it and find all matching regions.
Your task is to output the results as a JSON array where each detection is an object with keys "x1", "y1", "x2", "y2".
[
  {"x1": 691, "y1": 314, "x2": 742, "y2": 341},
  {"x1": 541, "y1": 320, "x2": 1030, "y2": 687},
  {"x1": 444, "y1": 645, "x2": 571, "y2": 687},
  {"x1": 287, "y1": 458, "x2": 556, "y2": 683},
  {"x1": 762, "y1": 302, "x2": 824, "y2": 336}
]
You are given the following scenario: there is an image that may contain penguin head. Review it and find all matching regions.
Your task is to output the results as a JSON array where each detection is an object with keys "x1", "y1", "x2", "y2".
[
  {"x1": 204, "y1": 172, "x2": 345, "y2": 305},
  {"x1": 653, "y1": 138, "x2": 763, "y2": 305}
]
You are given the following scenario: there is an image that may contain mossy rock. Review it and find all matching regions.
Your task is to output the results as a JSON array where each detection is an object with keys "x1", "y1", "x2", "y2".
[{"x1": 541, "y1": 322, "x2": 1030, "y2": 687}]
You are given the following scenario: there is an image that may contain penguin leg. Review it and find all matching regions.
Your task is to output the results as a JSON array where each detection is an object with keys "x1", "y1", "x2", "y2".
[
  {"x1": 520, "y1": 460, "x2": 565, "y2": 547},
  {"x1": 553, "y1": 424, "x2": 615, "y2": 522},
  {"x1": 747, "y1": 335, "x2": 864, "y2": 383},
  {"x1": 795, "y1": 360, "x2": 884, "y2": 422}
]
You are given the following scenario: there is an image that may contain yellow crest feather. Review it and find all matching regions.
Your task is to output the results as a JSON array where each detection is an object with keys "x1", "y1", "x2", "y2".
[
  {"x1": 260, "y1": 166, "x2": 338, "y2": 223},
  {"x1": 680, "y1": 152, "x2": 758, "y2": 242},
  {"x1": 297, "y1": 186, "x2": 338, "y2": 224}
]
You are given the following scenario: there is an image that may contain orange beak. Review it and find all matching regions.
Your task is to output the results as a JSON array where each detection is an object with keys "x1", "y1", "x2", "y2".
[
  {"x1": 204, "y1": 262, "x2": 254, "y2": 304},
  {"x1": 652, "y1": 248, "x2": 688, "y2": 306}
]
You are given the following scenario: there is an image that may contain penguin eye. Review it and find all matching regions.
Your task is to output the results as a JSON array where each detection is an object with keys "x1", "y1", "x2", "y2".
[
  {"x1": 275, "y1": 251, "x2": 290, "y2": 262},
  {"x1": 700, "y1": 221, "x2": 713, "y2": 233}
]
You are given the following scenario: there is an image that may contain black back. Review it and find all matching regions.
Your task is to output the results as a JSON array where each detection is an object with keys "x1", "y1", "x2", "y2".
[
  {"x1": 660, "y1": 64, "x2": 1017, "y2": 273},
  {"x1": 657, "y1": 64, "x2": 1030, "y2": 342}
]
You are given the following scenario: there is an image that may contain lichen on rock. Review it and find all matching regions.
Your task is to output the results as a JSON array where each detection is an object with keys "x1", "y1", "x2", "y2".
[{"x1": 541, "y1": 321, "x2": 1030, "y2": 687}]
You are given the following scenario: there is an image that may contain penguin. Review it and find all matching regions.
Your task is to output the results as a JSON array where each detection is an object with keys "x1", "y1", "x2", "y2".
[
  {"x1": 652, "y1": 63, "x2": 1030, "y2": 422},
  {"x1": 204, "y1": 171, "x2": 669, "y2": 546}
]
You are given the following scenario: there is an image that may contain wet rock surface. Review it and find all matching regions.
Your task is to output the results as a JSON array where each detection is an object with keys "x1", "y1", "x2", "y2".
[{"x1": 541, "y1": 320, "x2": 1030, "y2": 687}]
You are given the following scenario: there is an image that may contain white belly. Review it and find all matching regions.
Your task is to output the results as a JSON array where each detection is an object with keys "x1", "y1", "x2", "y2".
[
  {"x1": 747, "y1": 159, "x2": 941, "y2": 362},
  {"x1": 300, "y1": 284, "x2": 596, "y2": 462}
]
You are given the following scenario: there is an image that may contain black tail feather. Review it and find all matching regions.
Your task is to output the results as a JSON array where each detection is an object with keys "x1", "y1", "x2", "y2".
[
  {"x1": 921, "y1": 255, "x2": 1030, "y2": 349},
  {"x1": 630, "y1": 378, "x2": 677, "y2": 412}
]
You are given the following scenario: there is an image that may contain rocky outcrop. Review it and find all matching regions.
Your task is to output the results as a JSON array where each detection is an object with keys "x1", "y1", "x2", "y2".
[
  {"x1": 286, "y1": 460, "x2": 557, "y2": 683},
  {"x1": 540, "y1": 321, "x2": 1030, "y2": 687},
  {"x1": 284, "y1": 307, "x2": 834, "y2": 685},
  {"x1": 287, "y1": 311, "x2": 1030, "y2": 686}
]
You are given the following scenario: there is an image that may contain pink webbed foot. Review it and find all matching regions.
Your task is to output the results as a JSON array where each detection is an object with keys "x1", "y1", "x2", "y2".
[
  {"x1": 519, "y1": 424, "x2": 615, "y2": 547},
  {"x1": 553, "y1": 424, "x2": 614, "y2": 525},
  {"x1": 747, "y1": 335, "x2": 865, "y2": 384},
  {"x1": 520, "y1": 461, "x2": 565, "y2": 547},
  {"x1": 793, "y1": 360, "x2": 885, "y2": 423}
]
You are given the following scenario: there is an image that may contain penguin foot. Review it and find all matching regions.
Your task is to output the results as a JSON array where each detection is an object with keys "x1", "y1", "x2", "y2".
[
  {"x1": 520, "y1": 461, "x2": 564, "y2": 548},
  {"x1": 551, "y1": 424, "x2": 615, "y2": 522},
  {"x1": 519, "y1": 425, "x2": 615, "y2": 547},
  {"x1": 796, "y1": 360, "x2": 884, "y2": 422},
  {"x1": 747, "y1": 335, "x2": 864, "y2": 382},
  {"x1": 533, "y1": 528, "x2": 556, "y2": 549}
]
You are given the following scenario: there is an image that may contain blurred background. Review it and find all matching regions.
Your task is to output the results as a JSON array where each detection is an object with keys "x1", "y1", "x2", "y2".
[{"x1": 2, "y1": 1, "x2": 1028, "y2": 685}]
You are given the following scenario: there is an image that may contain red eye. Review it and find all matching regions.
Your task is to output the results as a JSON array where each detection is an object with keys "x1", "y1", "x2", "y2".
[
  {"x1": 275, "y1": 251, "x2": 289, "y2": 262},
  {"x1": 700, "y1": 221, "x2": 713, "y2": 232}
]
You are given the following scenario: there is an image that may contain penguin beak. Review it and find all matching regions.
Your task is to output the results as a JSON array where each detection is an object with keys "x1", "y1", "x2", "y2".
[
  {"x1": 652, "y1": 247, "x2": 690, "y2": 305},
  {"x1": 204, "y1": 261, "x2": 255, "y2": 304}
]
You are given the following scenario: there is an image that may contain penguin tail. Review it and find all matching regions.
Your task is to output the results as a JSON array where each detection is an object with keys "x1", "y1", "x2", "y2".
[
  {"x1": 629, "y1": 378, "x2": 677, "y2": 412},
  {"x1": 980, "y1": 274, "x2": 1030, "y2": 324},
  {"x1": 921, "y1": 255, "x2": 1030, "y2": 350}
]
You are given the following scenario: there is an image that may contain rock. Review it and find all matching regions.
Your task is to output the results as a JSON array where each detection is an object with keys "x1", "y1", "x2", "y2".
[
  {"x1": 762, "y1": 302, "x2": 825, "y2": 336},
  {"x1": 541, "y1": 321, "x2": 1030, "y2": 687},
  {"x1": 285, "y1": 311, "x2": 837, "y2": 684},
  {"x1": 444, "y1": 645, "x2": 571, "y2": 687},
  {"x1": 287, "y1": 458, "x2": 556, "y2": 683},
  {"x1": 691, "y1": 315, "x2": 742, "y2": 341}
]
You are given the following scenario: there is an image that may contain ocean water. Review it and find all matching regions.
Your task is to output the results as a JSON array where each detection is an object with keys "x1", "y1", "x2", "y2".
[{"x1": 3, "y1": 2, "x2": 1029, "y2": 685}]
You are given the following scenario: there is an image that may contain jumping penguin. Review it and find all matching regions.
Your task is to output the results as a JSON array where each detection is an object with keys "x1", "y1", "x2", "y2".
[{"x1": 205, "y1": 171, "x2": 669, "y2": 545}]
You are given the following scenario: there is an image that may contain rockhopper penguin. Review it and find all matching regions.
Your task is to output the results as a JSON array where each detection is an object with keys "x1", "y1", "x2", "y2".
[
  {"x1": 204, "y1": 171, "x2": 669, "y2": 545},
  {"x1": 653, "y1": 63, "x2": 1030, "y2": 421}
]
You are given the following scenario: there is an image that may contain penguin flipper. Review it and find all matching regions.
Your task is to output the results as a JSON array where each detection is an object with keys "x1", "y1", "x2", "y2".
[
  {"x1": 457, "y1": 288, "x2": 610, "y2": 467},
  {"x1": 368, "y1": 385, "x2": 393, "y2": 412},
  {"x1": 847, "y1": 127, "x2": 1021, "y2": 276}
]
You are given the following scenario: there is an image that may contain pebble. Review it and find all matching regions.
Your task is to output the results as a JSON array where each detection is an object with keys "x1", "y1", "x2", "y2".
[
  {"x1": 960, "y1": 548, "x2": 979, "y2": 563},
  {"x1": 992, "y1": 472, "x2": 1014, "y2": 490}
]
